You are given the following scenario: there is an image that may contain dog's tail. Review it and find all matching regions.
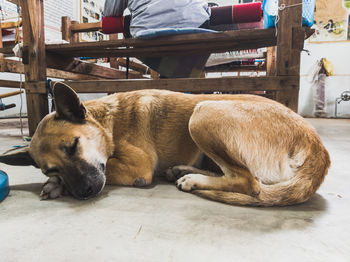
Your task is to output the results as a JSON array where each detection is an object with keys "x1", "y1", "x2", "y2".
[{"x1": 193, "y1": 147, "x2": 331, "y2": 207}]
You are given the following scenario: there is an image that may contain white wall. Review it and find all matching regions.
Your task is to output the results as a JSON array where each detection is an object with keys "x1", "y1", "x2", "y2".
[{"x1": 299, "y1": 41, "x2": 350, "y2": 118}]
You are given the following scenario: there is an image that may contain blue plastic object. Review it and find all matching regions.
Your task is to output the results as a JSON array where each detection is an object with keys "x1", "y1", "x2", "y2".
[
  {"x1": 262, "y1": 0, "x2": 315, "y2": 28},
  {"x1": 0, "y1": 170, "x2": 9, "y2": 202}
]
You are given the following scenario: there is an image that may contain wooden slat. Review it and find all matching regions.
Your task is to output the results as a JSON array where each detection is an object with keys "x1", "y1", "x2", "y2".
[
  {"x1": 47, "y1": 29, "x2": 276, "y2": 50},
  {"x1": 25, "y1": 76, "x2": 299, "y2": 94},
  {"x1": 46, "y1": 29, "x2": 277, "y2": 58},
  {"x1": 2, "y1": 56, "x2": 143, "y2": 80},
  {"x1": 266, "y1": 46, "x2": 276, "y2": 76},
  {"x1": 46, "y1": 53, "x2": 143, "y2": 79},
  {"x1": 0, "y1": 27, "x2": 315, "y2": 57},
  {"x1": 70, "y1": 22, "x2": 102, "y2": 33},
  {"x1": 117, "y1": 58, "x2": 149, "y2": 74},
  {"x1": 45, "y1": 28, "x2": 314, "y2": 59},
  {"x1": 2, "y1": 59, "x2": 101, "y2": 80},
  {"x1": 0, "y1": 80, "x2": 21, "y2": 88},
  {"x1": 1, "y1": 21, "x2": 22, "y2": 29},
  {"x1": 61, "y1": 16, "x2": 71, "y2": 42}
]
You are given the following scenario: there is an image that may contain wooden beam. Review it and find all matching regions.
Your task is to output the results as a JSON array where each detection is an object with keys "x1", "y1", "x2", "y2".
[
  {"x1": 109, "y1": 34, "x2": 120, "y2": 70},
  {"x1": 275, "y1": 0, "x2": 303, "y2": 112},
  {"x1": 266, "y1": 46, "x2": 276, "y2": 76},
  {"x1": 2, "y1": 59, "x2": 102, "y2": 80},
  {"x1": 46, "y1": 53, "x2": 143, "y2": 79},
  {"x1": 1, "y1": 21, "x2": 22, "y2": 30},
  {"x1": 61, "y1": 16, "x2": 71, "y2": 42},
  {"x1": 0, "y1": 27, "x2": 315, "y2": 57},
  {"x1": 43, "y1": 28, "x2": 314, "y2": 59},
  {"x1": 2, "y1": 56, "x2": 143, "y2": 80},
  {"x1": 117, "y1": 58, "x2": 149, "y2": 74},
  {"x1": 25, "y1": 76, "x2": 299, "y2": 94},
  {"x1": 70, "y1": 22, "x2": 102, "y2": 33},
  {"x1": 21, "y1": 0, "x2": 49, "y2": 136},
  {"x1": 0, "y1": 80, "x2": 21, "y2": 88}
]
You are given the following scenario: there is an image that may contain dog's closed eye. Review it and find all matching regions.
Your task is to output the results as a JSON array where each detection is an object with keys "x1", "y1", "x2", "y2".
[
  {"x1": 62, "y1": 137, "x2": 80, "y2": 156},
  {"x1": 44, "y1": 168, "x2": 59, "y2": 176}
]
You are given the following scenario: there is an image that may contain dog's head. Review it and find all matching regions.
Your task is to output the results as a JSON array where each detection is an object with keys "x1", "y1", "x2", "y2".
[{"x1": 0, "y1": 82, "x2": 113, "y2": 199}]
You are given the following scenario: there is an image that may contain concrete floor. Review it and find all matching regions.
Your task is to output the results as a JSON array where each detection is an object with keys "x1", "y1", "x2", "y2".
[{"x1": 0, "y1": 118, "x2": 349, "y2": 262}]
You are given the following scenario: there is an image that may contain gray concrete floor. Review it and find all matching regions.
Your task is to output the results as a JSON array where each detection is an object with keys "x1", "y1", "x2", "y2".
[{"x1": 0, "y1": 118, "x2": 349, "y2": 262}]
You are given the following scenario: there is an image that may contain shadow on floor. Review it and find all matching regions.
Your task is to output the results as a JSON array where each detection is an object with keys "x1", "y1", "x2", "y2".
[{"x1": 8, "y1": 181, "x2": 328, "y2": 232}]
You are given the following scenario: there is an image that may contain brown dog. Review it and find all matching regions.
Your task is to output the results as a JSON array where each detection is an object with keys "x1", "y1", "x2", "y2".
[{"x1": 0, "y1": 82, "x2": 330, "y2": 206}]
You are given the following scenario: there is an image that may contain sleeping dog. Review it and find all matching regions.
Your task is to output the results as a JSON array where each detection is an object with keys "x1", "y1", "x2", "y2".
[{"x1": 0, "y1": 82, "x2": 330, "y2": 206}]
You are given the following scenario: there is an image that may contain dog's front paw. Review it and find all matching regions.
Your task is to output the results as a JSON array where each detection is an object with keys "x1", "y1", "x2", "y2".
[
  {"x1": 165, "y1": 166, "x2": 198, "y2": 182},
  {"x1": 175, "y1": 174, "x2": 202, "y2": 192},
  {"x1": 40, "y1": 176, "x2": 66, "y2": 200}
]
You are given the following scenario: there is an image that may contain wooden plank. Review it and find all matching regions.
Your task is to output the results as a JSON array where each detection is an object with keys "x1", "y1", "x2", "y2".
[
  {"x1": 1, "y1": 21, "x2": 22, "y2": 29},
  {"x1": 266, "y1": 46, "x2": 276, "y2": 76},
  {"x1": 2, "y1": 59, "x2": 101, "y2": 80},
  {"x1": 117, "y1": 58, "x2": 149, "y2": 74},
  {"x1": 47, "y1": 39, "x2": 275, "y2": 58},
  {"x1": 109, "y1": 34, "x2": 120, "y2": 70},
  {"x1": 21, "y1": 0, "x2": 49, "y2": 136},
  {"x1": 0, "y1": 27, "x2": 315, "y2": 57},
  {"x1": 70, "y1": 22, "x2": 102, "y2": 33},
  {"x1": 0, "y1": 45, "x2": 14, "y2": 54},
  {"x1": 70, "y1": 21, "x2": 80, "y2": 43},
  {"x1": 46, "y1": 29, "x2": 278, "y2": 58},
  {"x1": 3, "y1": 56, "x2": 142, "y2": 80},
  {"x1": 46, "y1": 53, "x2": 143, "y2": 79},
  {"x1": 0, "y1": 80, "x2": 21, "y2": 88},
  {"x1": 61, "y1": 16, "x2": 71, "y2": 42},
  {"x1": 25, "y1": 76, "x2": 299, "y2": 94},
  {"x1": 47, "y1": 28, "x2": 277, "y2": 50},
  {"x1": 275, "y1": 0, "x2": 303, "y2": 112}
]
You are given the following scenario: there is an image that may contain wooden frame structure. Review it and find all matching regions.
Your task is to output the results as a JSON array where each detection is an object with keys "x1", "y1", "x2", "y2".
[{"x1": 0, "y1": 0, "x2": 313, "y2": 136}]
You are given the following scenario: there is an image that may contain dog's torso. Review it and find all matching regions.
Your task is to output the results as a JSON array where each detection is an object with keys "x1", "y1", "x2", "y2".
[{"x1": 84, "y1": 90, "x2": 277, "y2": 174}]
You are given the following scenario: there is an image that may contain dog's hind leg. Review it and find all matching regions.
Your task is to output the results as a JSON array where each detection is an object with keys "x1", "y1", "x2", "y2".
[{"x1": 175, "y1": 101, "x2": 261, "y2": 196}]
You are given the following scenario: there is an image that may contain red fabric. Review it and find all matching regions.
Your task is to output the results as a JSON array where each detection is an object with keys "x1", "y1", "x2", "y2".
[
  {"x1": 102, "y1": 16, "x2": 124, "y2": 34},
  {"x1": 232, "y1": 2, "x2": 262, "y2": 23},
  {"x1": 1, "y1": 29, "x2": 14, "y2": 36}
]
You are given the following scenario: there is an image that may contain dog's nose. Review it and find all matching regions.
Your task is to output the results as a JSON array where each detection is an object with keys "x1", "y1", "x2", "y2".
[
  {"x1": 79, "y1": 186, "x2": 94, "y2": 199},
  {"x1": 85, "y1": 186, "x2": 94, "y2": 196}
]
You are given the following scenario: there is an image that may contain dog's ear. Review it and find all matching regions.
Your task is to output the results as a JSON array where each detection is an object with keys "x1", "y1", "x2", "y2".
[
  {"x1": 53, "y1": 82, "x2": 86, "y2": 122},
  {"x1": 0, "y1": 147, "x2": 38, "y2": 167}
]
